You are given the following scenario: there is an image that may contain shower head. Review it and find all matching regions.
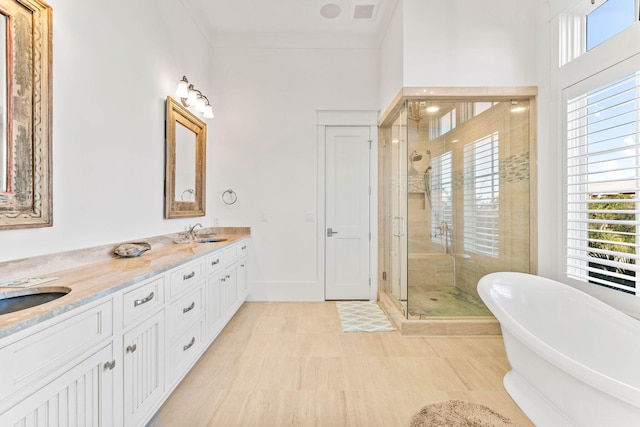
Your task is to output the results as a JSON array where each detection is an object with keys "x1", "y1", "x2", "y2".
[{"x1": 411, "y1": 151, "x2": 423, "y2": 161}]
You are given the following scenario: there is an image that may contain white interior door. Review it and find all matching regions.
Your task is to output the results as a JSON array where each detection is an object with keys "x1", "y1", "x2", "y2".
[{"x1": 325, "y1": 126, "x2": 370, "y2": 300}]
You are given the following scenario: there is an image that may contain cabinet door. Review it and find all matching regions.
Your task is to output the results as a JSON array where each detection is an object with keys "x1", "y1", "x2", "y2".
[
  {"x1": 123, "y1": 311, "x2": 165, "y2": 427},
  {"x1": 238, "y1": 259, "x2": 248, "y2": 301},
  {"x1": 0, "y1": 344, "x2": 115, "y2": 426},
  {"x1": 223, "y1": 264, "x2": 238, "y2": 321},
  {"x1": 206, "y1": 273, "x2": 224, "y2": 343}
]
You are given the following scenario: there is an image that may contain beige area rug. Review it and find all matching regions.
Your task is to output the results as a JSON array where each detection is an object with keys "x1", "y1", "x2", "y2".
[{"x1": 409, "y1": 400, "x2": 519, "y2": 427}]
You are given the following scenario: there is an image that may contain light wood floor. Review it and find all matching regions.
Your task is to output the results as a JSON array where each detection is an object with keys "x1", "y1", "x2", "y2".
[{"x1": 147, "y1": 302, "x2": 534, "y2": 426}]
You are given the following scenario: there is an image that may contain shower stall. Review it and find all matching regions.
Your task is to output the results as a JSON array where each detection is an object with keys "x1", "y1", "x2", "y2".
[{"x1": 379, "y1": 89, "x2": 536, "y2": 331}]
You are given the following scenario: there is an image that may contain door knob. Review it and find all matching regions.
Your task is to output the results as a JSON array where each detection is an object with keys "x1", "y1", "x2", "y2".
[{"x1": 327, "y1": 228, "x2": 338, "y2": 237}]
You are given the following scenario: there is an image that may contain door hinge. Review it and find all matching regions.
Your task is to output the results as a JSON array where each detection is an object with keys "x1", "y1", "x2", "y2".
[
  {"x1": 383, "y1": 271, "x2": 387, "y2": 280},
  {"x1": 369, "y1": 231, "x2": 371, "y2": 240},
  {"x1": 369, "y1": 278, "x2": 371, "y2": 287}
]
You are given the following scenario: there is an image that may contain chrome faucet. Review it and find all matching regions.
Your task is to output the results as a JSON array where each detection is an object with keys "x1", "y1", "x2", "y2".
[{"x1": 189, "y1": 223, "x2": 202, "y2": 240}]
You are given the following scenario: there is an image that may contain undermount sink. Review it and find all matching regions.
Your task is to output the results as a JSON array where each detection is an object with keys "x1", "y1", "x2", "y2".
[
  {"x1": 0, "y1": 286, "x2": 71, "y2": 316},
  {"x1": 195, "y1": 237, "x2": 228, "y2": 243}
]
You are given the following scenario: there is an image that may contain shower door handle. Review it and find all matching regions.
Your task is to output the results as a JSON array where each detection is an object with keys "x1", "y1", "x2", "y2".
[
  {"x1": 393, "y1": 217, "x2": 405, "y2": 237},
  {"x1": 327, "y1": 228, "x2": 338, "y2": 237}
]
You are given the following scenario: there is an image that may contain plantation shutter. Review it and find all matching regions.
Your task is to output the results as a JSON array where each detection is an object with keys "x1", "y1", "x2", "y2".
[
  {"x1": 431, "y1": 152, "x2": 453, "y2": 243},
  {"x1": 464, "y1": 133, "x2": 500, "y2": 257},
  {"x1": 565, "y1": 71, "x2": 640, "y2": 294}
]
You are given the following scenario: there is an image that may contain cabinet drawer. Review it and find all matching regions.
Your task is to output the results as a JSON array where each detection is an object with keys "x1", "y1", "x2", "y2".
[
  {"x1": 0, "y1": 300, "x2": 113, "y2": 402},
  {"x1": 222, "y1": 244, "x2": 238, "y2": 265},
  {"x1": 168, "y1": 284, "x2": 204, "y2": 339},
  {"x1": 206, "y1": 251, "x2": 224, "y2": 277},
  {"x1": 239, "y1": 240, "x2": 249, "y2": 258},
  {"x1": 168, "y1": 318, "x2": 204, "y2": 384},
  {"x1": 122, "y1": 276, "x2": 165, "y2": 328},
  {"x1": 169, "y1": 259, "x2": 205, "y2": 298}
]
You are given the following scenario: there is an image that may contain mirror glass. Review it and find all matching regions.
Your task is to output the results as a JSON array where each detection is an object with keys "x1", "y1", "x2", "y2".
[
  {"x1": 165, "y1": 96, "x2": 206, "y2": 218},
  {"x1": 174, "y1": 123, "x2": 197, "y2": 202},
  {"x1": 0, "y1": 0, "x2": 52, "y2": 230}
]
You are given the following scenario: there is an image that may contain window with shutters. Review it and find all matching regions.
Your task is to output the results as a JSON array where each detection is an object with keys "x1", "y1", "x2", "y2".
[
  {"x1": 566, "y1": 72, "x2": 640, "y2": 294},
  {"x1": 464, "y1": 132, "x2": 500, "y2": 257}
]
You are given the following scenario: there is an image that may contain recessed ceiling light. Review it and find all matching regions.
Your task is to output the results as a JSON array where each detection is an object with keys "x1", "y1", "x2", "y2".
[
  {"x1": 320, "y1": 3, "x2": 341, "y2": 19},
  {"x1": 426, "y1": 105, "x2": 440, "y2": 113}
]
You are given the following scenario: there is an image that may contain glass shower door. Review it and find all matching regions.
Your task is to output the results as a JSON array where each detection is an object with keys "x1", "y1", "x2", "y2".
[{"x1": 385, "y1": 109, "x2": 408, "y2": 316}]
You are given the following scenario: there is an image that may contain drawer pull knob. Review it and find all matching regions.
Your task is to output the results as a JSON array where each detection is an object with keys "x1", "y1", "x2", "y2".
[
  {"x1": 241, "y1": 245, "x2": 247, "y2": 250},
  {"x1": 183, "y1": 271, "x2": 196, "y2": 281},
  {"x1": 134, "y1": 292, "x2": 154, "y2": 307},
  {"x1": 183, "y1": 301, "x2": 196, "y2": 314},
  {"x1": 183, "y1": 337, "x2": 196, "y2": 351},
  {"x1": 241, "y1": 264, "x2": 245, "y2": 267},
  {"x1": 221, "y1": 278, "x2": 226, "y2": 282},
  {"x1": 226, "y1": 274, "x2": 230, "y2": 279},
  {"x1": 103, "y1": 360, "x2": 116, "y2": 371},
  {"x1": 126, "y1": 344, "x2": 137, "y2": 354},
  {"x1": 211, "y1": 259, "x2": 220, "y2": 265}
]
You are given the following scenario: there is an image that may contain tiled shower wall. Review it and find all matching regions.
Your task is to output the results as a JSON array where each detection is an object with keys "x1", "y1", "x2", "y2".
[{"x1": 407, "y1": 101, "x2": 531, "y2": 298}]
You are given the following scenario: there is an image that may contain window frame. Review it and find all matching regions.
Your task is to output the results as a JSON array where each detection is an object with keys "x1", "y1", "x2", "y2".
[{"x1": 557, "y1": 0, "x2": 640, "y2": 303}]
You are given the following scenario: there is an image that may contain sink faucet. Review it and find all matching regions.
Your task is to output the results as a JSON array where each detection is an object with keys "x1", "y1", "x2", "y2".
[{"x1": 189, "y1": 223, "x2": 202, "y2": 240}]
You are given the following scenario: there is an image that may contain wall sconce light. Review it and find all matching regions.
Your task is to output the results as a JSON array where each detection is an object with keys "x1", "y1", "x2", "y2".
[{"x1": 175, "y1": 76, "x2": 214, "y2": 119}]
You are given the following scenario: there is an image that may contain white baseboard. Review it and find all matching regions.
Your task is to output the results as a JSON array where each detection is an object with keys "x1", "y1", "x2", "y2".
[{"x1": 246, "y1": 280, "x2": 324, "y2": 301}]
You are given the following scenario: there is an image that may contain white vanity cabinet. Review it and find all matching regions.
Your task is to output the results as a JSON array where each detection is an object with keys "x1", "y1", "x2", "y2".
[
  {"x1": 0, "y1": 300, "x2": 115, "y2": 426},
  {"x1": 205, "y1": 250, "x2": 225, "y2": 342},
  {"x1": 222, "y1": 240, "x2": 249, "y2": 322},
  {"x1": 166, "y1": 257, "x2": 207, "y2": 387},
  {"x1": 0, "y1": 236, "x2": 250, "y2": 427},
  {"x1": 0, "y1": 343, "x2": 116, "y2": 426},
  {"x1": 121, "y1": 276, "x2": 166, "y2": 427}
]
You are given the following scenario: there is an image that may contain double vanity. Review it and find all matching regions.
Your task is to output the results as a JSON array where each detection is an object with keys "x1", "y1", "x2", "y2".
[{"x1": 0, "y1": 228, "x2": 250, "y2": 426}]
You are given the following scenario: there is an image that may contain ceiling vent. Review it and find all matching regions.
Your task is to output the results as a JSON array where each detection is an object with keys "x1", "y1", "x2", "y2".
[{"x1": 352, "y1": 4, "x2": 376, "y2": 20}]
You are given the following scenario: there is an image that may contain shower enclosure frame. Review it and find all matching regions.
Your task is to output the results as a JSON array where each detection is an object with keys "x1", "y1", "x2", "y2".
[{"x1": 378, "y1": 87, "x2": 538, "y2": 334}]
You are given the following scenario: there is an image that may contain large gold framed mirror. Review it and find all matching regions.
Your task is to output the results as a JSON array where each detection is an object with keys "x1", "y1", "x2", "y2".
[
  {"x1": 165, "y1": 96, "x2": 206, "y2": 218},
  {"x1": 0, "y1": 0, "x2": 52, "y2": 230}
]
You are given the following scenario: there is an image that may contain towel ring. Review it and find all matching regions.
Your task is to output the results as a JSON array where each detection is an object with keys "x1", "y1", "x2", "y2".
[
  {"x1": 180, "y1": 188, "x2": 195, "y2": 201},
  {"x1": 222, "y1": 189, "x2": 238, "y2": 205}
]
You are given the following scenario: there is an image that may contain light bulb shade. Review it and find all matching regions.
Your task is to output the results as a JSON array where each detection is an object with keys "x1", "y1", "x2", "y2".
[
  {"x1": 195, "y1": 96, "x2": 206, "y2": 112},
  {"x1": 185, "y1": 89, "x2": 198, "y2": 106},
  {"x1": 203, "y1": 105, "x2": 214, "y2": 119},
  {"x1": 176, "y1": 79, "x2": 189, "y2": 98}
]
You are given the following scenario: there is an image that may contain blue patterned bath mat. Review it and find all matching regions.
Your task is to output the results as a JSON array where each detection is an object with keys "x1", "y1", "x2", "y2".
[{"x1": 336, "y1": 301, "x2": 395, "y2": 332}]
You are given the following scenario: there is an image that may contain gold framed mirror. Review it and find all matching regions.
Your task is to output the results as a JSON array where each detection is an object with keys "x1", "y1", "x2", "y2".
[
  {"x1": 165, "y1": 96, "x2": 206, "y2": 218},
  {"x1": 0, "y1": 0, "x2": 52, "y2": 230}
]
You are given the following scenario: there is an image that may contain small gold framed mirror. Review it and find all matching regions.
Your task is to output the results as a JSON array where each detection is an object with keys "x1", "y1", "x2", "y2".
[{"x1": 165, "y1": 96, "x2": 206, "y2": 219}]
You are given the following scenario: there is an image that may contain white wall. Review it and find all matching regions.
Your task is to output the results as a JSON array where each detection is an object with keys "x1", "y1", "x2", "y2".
[
  {"x1": 0, "y1": 0, "x2": 213, "y2": 262},
  {"x1": 402, "y1": 0, "x2": 538, "y2": 87},
  {"x1": 2, "y1": 0, "x2": 547, "y2": 304},
  {"x1": 379, "y1": 0, "x2": 404, "y2": 113},
  {"x1": 209, "y1": 47, "x2": 379, "y2": 300}
]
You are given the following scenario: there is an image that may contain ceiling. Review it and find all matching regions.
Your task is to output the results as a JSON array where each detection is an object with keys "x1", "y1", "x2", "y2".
[{"x1": 181, "y1": 0, "x2": 398, "y2": 47}]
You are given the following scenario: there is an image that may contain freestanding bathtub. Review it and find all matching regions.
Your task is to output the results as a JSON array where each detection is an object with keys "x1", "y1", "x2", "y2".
[{"x1": 478, "y1": 272, "x2": 640, "y2": 426}]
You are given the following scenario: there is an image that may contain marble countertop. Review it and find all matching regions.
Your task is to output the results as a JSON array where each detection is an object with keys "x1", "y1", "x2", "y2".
[{"x1": 0, "y1": 228, "x2": 250, "y2": 339}]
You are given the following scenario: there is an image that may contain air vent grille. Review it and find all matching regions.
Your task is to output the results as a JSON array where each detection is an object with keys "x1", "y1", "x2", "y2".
[{"x1": 353, "y1": 4, "x2": 375, "y2": 19}]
